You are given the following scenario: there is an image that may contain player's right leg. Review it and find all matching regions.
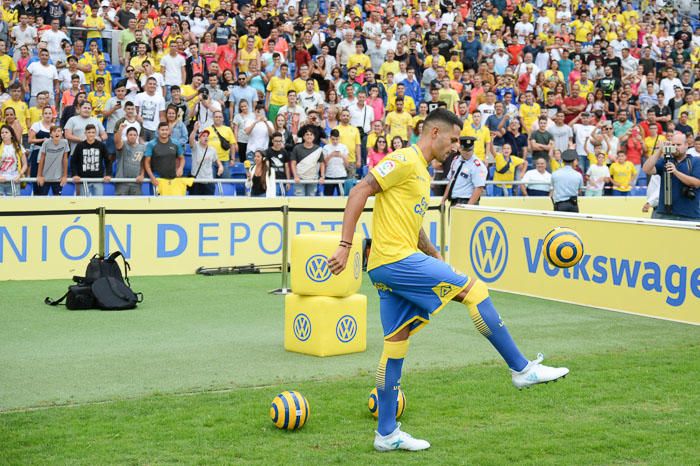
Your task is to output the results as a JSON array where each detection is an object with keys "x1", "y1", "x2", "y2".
[{"x1": 454, "y1": 279, "x2": 569, "y2": 389}]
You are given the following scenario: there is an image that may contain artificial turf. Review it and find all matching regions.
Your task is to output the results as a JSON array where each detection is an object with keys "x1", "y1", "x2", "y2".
[{"x1": 1, "y1": 274, "x2": 698, "y2": 464}]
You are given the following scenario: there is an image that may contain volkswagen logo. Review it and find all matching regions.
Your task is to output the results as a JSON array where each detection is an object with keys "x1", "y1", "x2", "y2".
[
  {"x1": 469, "y1": 217, "x2": 508, "y2": 283},
  {"x1": 336, "y1": 315, "x2": 357, "y2": 343},
  {"x1": 293, "y1": 313, "x2": 312, "y2": 342},
  {"x1": 353, "y1": 252, "x2": 361, "y2": 279},
  {"x1": 305, "y1": 254, "x2": 332, "y2": 282}
]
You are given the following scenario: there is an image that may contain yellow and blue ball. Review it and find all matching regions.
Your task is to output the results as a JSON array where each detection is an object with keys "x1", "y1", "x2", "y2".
[
  {"x1": 270, "y1": 390, "x2": 310, "y2": 430},
  {"x1": 368, "y1": 387, "x2": 406, "y2": 419},
  {"x1": 544, "y1": 227, "x2": 584, "y2": 268}
]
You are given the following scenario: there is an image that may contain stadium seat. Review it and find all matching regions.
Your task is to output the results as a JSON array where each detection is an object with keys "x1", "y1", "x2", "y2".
[
  {"x1": 230, "y1": 163, "x2": 247, "y2": 195},
  {"x1": 184, "y1": 155, "x2": 192, "y2": 175},
  {"x1": 215, "y1": 182, "x2": 235, "y2": 196},
  {"x1": 141, "y1": 183, "x2": 155, "y2": 196},
  {"x1": 103, "y1": 183, "x2": 116, "y2": 196},
  {"x1": 19, "y1": 183, "x2": 33, "y2": 196},
  {"x1": 103, "y1": 52, "x2": 111, "y2": 65},
  {"x1": 61, "y1": 183, "x2": 76, "y2": 196}
]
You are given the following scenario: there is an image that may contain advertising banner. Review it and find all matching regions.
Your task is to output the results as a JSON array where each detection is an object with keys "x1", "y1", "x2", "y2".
[
  {"x1": 0, "y1": 197, "x2": 443, "y2": 280},
  {"x1": 449, "y1": 206, "x2": 700, "y2": 325}
]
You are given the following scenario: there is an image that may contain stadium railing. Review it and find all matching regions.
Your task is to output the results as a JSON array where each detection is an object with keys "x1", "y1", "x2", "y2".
[{"x1": 6, "y1": 178, "x2": 557, "y2": 197}]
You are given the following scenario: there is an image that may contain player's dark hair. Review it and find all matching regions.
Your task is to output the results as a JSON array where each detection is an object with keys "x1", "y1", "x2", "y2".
[{"x1": 424, "y1": 108, "x2": 462, "y2": 129}]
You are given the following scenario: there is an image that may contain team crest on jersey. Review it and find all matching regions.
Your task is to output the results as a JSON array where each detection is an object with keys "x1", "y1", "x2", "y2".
[
  {"x1": 390, "y1": 154, "x2": 406, "y2": 162},
  {"x1": 374, "y1": 282, "x2": 393, "y2": 292},
  {"x1": 432, "y1": 282, "x2": 459, "y2": 299},
  {"x1": 375, "y1": 160, "x2": 396, "y2": 177}
]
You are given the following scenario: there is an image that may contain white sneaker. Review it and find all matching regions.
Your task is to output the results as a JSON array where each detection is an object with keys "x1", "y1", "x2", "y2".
[
  {"x1": 374, "y1": 423, "x2": 431, "y2": 452},
  {"x1": 512, "y1": 353, "x2": 569, "y2": 389}
]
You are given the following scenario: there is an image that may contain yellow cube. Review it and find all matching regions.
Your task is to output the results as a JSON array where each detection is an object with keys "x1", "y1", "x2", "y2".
[
  {"x1": 284, "y1": 293, "x2": 367, "y2": 357},
  {"x1": 291, "y1": 232, "x2": 363, "y2": 297}
]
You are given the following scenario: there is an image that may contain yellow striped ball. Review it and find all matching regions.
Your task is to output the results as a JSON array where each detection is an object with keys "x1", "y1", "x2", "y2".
[
  {"x1": 269, "y1": 390, "x2": 310, "y2": 430},
  {"x1": 543, "y1": 227, "x2": 584, "y2": 268},
  {"x1": 368, "y1": 387, "x2": 406, "y2": 419}
]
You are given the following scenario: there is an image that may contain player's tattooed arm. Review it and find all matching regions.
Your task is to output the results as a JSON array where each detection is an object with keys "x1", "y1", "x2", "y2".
[
  {"x1": 418, "y1": 228, "x2": 442, "y2": 260},
  {"x1": 362, "y1": 172, "x2": 383, "y2": 195},
  {"x1": 329, "y1": 173, "x2": 381, "y2": 275}
]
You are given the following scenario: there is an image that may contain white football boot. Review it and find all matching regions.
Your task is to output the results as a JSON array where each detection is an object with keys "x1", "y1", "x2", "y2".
[
  {"x1": 512, "y1": 353, "x2": 569, "y2": 389},
  {"x1": 374, "y1": 423, "x2": 431, "y2": 452}
]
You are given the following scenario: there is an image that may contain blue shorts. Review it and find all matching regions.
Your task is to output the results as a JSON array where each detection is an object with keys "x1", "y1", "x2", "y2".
[{"x1": 368, "y1": 253, "x2": 471, "y2": 338}]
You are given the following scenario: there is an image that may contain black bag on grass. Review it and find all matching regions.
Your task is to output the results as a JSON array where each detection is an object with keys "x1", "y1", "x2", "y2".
[{"x1": 45, "y1": 251, "x2": 143, "y2": 311}]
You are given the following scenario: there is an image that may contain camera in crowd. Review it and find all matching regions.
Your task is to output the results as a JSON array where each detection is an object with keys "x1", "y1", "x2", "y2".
[
  {"x1": 198, "y1": 88, "x2": 209, "y2": 99},
  {"x1": 663, "y1": 145, "x2": 696, "y2": 200}
]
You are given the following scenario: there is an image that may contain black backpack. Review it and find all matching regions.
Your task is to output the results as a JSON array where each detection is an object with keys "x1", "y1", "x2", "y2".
[{"x1": 45, "y1": 251, "x2": 143, "y2": 311}]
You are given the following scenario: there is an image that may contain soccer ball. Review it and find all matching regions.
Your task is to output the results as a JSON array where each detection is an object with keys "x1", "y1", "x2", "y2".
[
  {"x1": 368, "y1": 387, "x2": 406, "y2": 419},
  {"x1": 270, "y1": 390, "x2": 310, "y2": 430},
  {"x1": 543, "y1": 227, "x2": 584, "y2": 268}
]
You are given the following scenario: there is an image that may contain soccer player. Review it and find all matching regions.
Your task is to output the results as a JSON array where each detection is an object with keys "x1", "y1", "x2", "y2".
[{"x1": 328, "y1": 109, "x2": 570, "y2": 452}]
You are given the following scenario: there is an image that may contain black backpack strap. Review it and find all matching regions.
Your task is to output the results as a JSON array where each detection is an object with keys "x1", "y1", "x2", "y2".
[
  {"x1": 45, "y1": 291, "x2": 69, "y2": 306},
  {"x1": 106, "y1": 251, "x2": 131, "y2": 287}
]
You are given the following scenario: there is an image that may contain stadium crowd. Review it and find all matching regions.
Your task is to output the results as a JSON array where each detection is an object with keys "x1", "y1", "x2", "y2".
[{"x1": 0, "y1": 0, "x2": 698, "y2": 199}]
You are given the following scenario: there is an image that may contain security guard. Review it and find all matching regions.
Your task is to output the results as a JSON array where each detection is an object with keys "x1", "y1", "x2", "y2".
[
  {"x1": 551, "y1": 149, "x2": 584, "y2": 212},
  {"x1": 441, "y1": 136, "x2": 488, "y2": 206}
]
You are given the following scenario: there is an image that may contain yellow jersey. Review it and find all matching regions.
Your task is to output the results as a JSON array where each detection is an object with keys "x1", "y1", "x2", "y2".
[
  {"x1": 83, "y1": 16, "x2": 104, "y2": 39},
  {"x1": 2, "y1": 99, "x2": 29, "y2": 134},
  {"x1": 0, "y1": 54, "x2": 16, "y2": 87},
  {"x1": 347, "y1": 53, "x2": 371, "y2": 74},
  {"x1": 368, "y1": 145, "x2": 431, "y2": 270},
  {"x1": 679, "y1": 103, "x2": 700, "y2": 134},
  {"x1": 336, "y1": 123, "x2": 361, "y2": 164},
  {"x1": 445, "y1": 60, "x2": 463, "y2": 80},
  {"x1": 460, "y1": 122, "x2": 491, "y2": 161},
  {"x1": 292, "y1": 77, "x2": 319, "y2": 94},
  {"x1": 519, "y1": 103, "x2": 541, "y2": 132},
  {"x1": 493, "y1": 153, "x2": 524, "y2": 188},
  {"x1": 550, "y1": 157, "x2": 564, "y2": 172},
  {"x1": 609, "y1": 161, "x2": 637, "y2": 192},
  {"x1": 379, "y1": 61, "x2": 400, "y2": 82},
  {"x1": 386, "y1": 95, "x2": 416, "y2": 114},
  {"x1": 205, "y1": 125, "x2": 236, "y2": 162},
  {"x1": 267, "y1": 76, "x2": 293, "y2": 106},
  {"x1": 385, "y1": 110, "x2": 413, "y2": 142},
  {"x1": 88, "y1": 91, "x2": 111, "y2": 118}
]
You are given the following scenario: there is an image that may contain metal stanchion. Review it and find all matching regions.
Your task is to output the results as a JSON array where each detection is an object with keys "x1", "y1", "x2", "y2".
[
  {"x1": 439, "y1": 202, "x2": 446, "y2": 258},
  {"x1": 269, "y1": 203, "x2": 291, "y2": 295},
  {"x1": 97, "y1": 206, "x2": 106, "y2": 257}
]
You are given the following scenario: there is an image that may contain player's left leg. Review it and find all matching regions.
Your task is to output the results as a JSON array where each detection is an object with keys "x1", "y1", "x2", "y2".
[{"x1": 455, "y1": 279, "x2": 569, "y2": 388}]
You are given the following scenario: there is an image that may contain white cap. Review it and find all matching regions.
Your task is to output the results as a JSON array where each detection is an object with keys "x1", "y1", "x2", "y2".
[
  {"x1": 466, "y1": 27, "x2": 475, "y2": 32},
  {"x1": 101, "y1": 0, "x2": 110, "y2": 6}
]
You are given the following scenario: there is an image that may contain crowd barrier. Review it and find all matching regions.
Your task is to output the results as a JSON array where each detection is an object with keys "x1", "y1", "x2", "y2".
[{"x1": 448, "y1": 206, "x2": 700, "y2": 325}]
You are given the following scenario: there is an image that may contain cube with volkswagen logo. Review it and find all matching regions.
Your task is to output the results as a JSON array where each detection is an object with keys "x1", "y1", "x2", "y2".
[
  {"x1": 291, "y1": 232, "x2": 363, "y2": 297},
  {"x1": 284, "y1": 294, "x2": 367, "y2": 357}
]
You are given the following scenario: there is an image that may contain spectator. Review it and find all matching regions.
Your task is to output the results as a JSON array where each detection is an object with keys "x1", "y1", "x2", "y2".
[
  {"x1": 113, "y1": 123, "x2": 145, "y2": 196},
  {"x1": 205, "y1": 110, "x2": 236, "y2": 178},
  {"x1": 70, "y1": 124, "x2": 111, "y2": 196},
  {"x1": 289, "y1": 128, "x2": 324, "y2": 197},
  {"x1": 322, "y1": 129, "x2": 348, "y2": 196},
  {"x1": 609, "y1": 152, "x2": 638, "y2": 197},
  {"x1": 0, "y1": 124, "x2": 27, "y2": 195},
  {"x1": 367, "y1": 136, "x2": 389, "y2": 169},
  {"x1": 585, "y1": 153, "x2": 611, "y2": 197},
  {"x1": 493, "y1": 143, "x2": 526, "y2": 197},
  {"x1": 64, "y1": 101, "x2": 107, "y2": 153},
  {"x1": 188, "y1": 123, "x2": 222, "y2": 196},
  {"x1": 144, "y1": 122, "x2": 185, "y2": 194},
  {"x1": 135, "y1": 77, "x2": 166, "y2": 142},
  {"x1": 520, "y1": 158, "x2": 552, "y2": 197},
  {"x1": 36, "y1": 124, "x2": 68, "y2": 196},
  {"x1": 265, "y1": 132, "x2": 290, "y2": 195},
  {"x1": 248, "y1": 150, "x2": 274, "y2": 197}
]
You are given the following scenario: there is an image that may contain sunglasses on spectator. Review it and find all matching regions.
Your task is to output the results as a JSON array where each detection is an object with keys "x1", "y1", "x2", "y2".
[{"x1": 126, "y1": 69, "x2": 134, "y2": 72}]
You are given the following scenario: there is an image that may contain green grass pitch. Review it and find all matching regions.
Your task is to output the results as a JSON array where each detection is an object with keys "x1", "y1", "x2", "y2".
[{"x1": 1, "y1": 274, "x2": 698, "y2": 465}]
